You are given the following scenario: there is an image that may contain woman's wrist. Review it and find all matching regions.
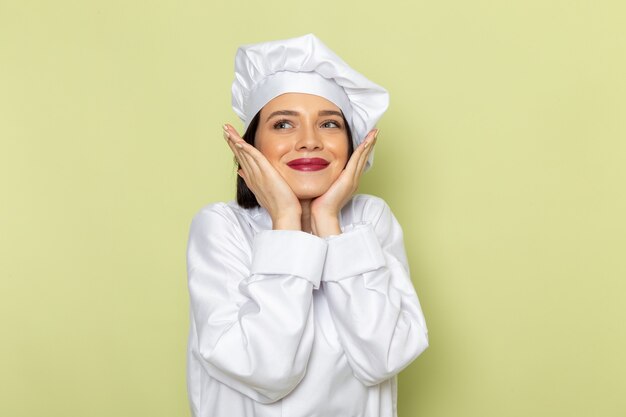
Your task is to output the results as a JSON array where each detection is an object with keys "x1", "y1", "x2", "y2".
[
  {"x1": 272, "y1": 210, "x2": 302, "y2": 231},
  {"x1": 311, "y1": 212, "x2": 341, "y2": 237}
]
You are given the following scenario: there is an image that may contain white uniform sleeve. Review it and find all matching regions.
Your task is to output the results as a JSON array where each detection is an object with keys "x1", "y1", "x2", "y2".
[
  {"x1": 187, "y1": 204, "x2": 327, "y2": 403},
  {"x1": 321, "y1": 199, "x2": 429, "y2": 386}
]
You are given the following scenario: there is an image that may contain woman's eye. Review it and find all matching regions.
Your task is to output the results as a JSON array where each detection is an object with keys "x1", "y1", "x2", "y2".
[
  {"x1": 273, "y1": 120, "x2": 293, "y2": 129},
  {"x1": 321, "y1": 120, "x2": 341, "y2": 128}
]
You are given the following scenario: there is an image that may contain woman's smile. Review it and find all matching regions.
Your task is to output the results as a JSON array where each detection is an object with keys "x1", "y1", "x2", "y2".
[{"x1": 286, "y1": 157, "x2": 330, "y2": 171}]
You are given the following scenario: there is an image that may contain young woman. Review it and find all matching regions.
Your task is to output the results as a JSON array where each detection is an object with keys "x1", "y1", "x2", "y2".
[{"x1": 186, "y1": 34, "x2": 428, "y2": 417}]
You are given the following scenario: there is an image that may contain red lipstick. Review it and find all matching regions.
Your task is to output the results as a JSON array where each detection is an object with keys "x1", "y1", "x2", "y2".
[{"x1": 287, "y1": 157, "x2": 330, "y2": 172}]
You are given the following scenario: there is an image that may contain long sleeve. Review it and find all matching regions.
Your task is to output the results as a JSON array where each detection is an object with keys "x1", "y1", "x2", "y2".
[
  {"x1": 186, "y1": 204, "x2": 327, "y2": 403},
  {"x1": 321, "y1": 197, "x2": 429, "y2": 386}
]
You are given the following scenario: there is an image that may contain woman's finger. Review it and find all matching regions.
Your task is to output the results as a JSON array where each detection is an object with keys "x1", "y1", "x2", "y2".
[
  {"x1": 232, "y1": 148, "x2": 262, "y2": 195},
  {"x1": 223, "y1": 129, "x2": 246, "y2": 167},
  {"x1": 223, "y1": 123, "x2": 287, "y2": 201},
  {"x1": 224, "y1": 124, "x2": 269, "y2": 173},
  {"x1": 358, "y1": 133, "x2": 377, "y2": 176},
  {"x1": 223, "y1": 124, "x2": 255, "y2": 171},
  {"x1": 223, "y1": 123, "x2": 249, "y2": 152},
  {"x1": 353, "y1": 130, "x2": 378, "y2": 181},
  {"x1": 223, "y1": 125, "x2": 257, "y2": 180},
  {"x1": 223, "y1": 129, "x2": 243, "y2": 162},
  {"x1": 234, "y1": 139, "x2": 270, "y2": 179},
  {"x1": 236, "y1": 141, "x2": 265, "y2": 171},
  {"x1": 343, "y1": 134, "x2": 368, "y2": 176},
  {"x1": 225, "y1": 124, "x2": 289, "y2": 182},
  {"x1": 228, "y1": 130, "x2": 270, "y2": 169}
]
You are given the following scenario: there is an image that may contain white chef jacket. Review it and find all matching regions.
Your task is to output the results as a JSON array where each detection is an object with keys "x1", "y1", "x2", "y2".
[{"x1": 186, "y1": 194, "x2": 428, "y2": 417}]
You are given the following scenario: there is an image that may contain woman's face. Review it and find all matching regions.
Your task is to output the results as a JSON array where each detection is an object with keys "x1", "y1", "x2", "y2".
[{"x1": 255, "y1": 93, "x2": 350, "y2": 201}]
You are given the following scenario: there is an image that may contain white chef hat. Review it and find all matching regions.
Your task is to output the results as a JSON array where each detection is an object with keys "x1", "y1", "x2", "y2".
[{"x1": 231, "y1": 33, "x2": 389, "y2": 170}]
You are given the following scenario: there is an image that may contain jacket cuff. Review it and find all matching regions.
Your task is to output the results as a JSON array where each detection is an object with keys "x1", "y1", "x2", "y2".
[
  {"x1": 322, "y1": 224, "x2": 386, "y2": 282},
  {"x1": 251, "y1": 230, "x2": 328, "y2": 288}
]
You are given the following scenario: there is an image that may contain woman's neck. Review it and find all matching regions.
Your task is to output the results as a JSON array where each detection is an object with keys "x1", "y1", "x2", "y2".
[{"x1": 299, "y1": 199, "x2": 312, "y2": 233}]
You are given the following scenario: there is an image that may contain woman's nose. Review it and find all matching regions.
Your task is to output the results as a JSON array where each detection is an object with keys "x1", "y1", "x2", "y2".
[{"x1": 295, "y1": 125, "x2": 323, "y2": 150}]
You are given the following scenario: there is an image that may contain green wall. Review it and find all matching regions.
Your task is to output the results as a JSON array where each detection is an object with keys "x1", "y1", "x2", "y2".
[{"x1": 1, "y1": 1, "x2": 625, "y2": 416}]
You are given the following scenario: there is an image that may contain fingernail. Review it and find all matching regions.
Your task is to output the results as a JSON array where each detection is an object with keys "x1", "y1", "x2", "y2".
[
  {"x1": 235, "y1": 142, "x2": 243, "y2": 149},
  {"x1": 374, "y1": 129, "x2": 380, "y2": 139},
  {"x1": 223, "y1": 124, "x2": 229, "y2": 131},
  {"x1": 223, "y1": 131, "x2": 230, "y2": 140},
  {"x1": 363, "y1": 140, "x2": 370, "y2": 148}
]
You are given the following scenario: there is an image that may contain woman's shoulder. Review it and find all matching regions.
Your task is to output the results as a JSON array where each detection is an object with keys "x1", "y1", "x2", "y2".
[
  {"x1": 193, "y1": 200, "x2": 260, "y2": 217},
  {"x1": 342, "y1": 194, "x2": 392, "y2": 226},
  {"x1": 190, "y1": 201, "x2": 268, "y2": 233},
  {"x1": 349, "y1": 193, "x2": 388, "y2": 207},
  {"x1": 346, "y1": 194, "x2": 391, "y2": 212}
]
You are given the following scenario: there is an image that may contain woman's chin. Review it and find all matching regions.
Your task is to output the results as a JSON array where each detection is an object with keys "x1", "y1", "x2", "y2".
[{"x1": 292, "y1": 184, "x2": 331, "y2": 201}]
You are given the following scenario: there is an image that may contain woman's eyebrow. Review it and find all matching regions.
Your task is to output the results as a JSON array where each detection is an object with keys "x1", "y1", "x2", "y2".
[
  {"x1": 319, "y1": 110, "x2": 343, "y2": 117},
  {"x1": 265, "y1": 110, "x2": 299, "y2": 121},
  {"x1": 265, "y1": 109, "x2": 343, "y2": 122}
]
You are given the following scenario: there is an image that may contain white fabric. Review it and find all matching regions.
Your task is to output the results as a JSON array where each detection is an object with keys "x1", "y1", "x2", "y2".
[
  {"x1": 186, "y1": 195, "x2": 428, "y2": 417},
  {"x1": 231, "y1": 33, "x2": 390, "y2": 170}
]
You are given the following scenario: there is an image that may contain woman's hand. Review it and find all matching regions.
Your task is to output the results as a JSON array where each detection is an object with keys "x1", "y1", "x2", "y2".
[
  {"x1": 310, "y1": 129, "x2": 379, "y2": 237},
  {"x1": 223, "y1": 124, "x2": 302, "y2": 231}
]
